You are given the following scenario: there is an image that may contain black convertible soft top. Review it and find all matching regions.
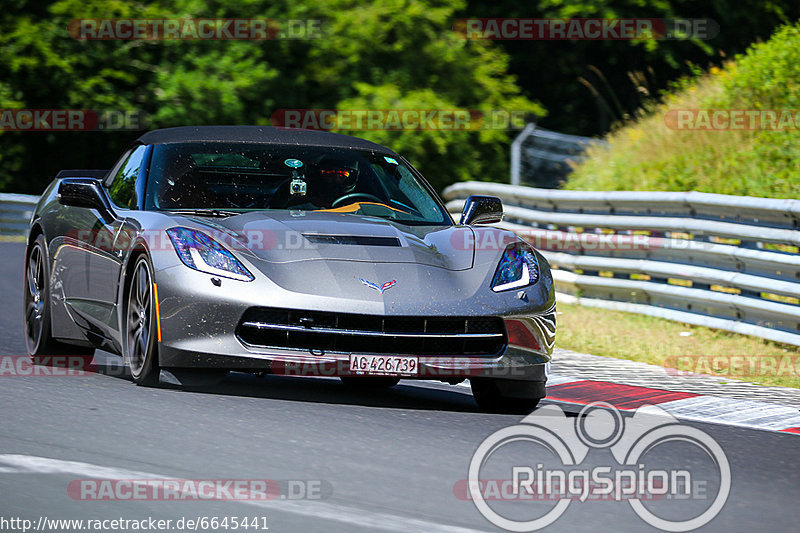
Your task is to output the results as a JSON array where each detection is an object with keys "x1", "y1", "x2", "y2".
[{"x1": 136, "y1": 126, "x2": 396, "y2": 154}]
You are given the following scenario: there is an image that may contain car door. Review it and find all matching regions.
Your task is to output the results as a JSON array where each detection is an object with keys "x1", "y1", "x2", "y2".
[{"x1": 55, "y1": 145, "x2": 148, "y2": 346}]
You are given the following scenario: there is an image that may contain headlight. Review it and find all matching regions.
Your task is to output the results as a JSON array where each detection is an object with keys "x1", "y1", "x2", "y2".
[
  {"x1": 491, "y1": 243, "x2": 539, "y2": 292},
  {"x1": 166, "y1": 227, "x2": 254, "y2": 282}
]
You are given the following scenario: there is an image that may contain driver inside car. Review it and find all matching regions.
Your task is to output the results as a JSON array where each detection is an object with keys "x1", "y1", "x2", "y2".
[
  {"x1": 308, "y1": 158, "x2": 360, "y2": 208},
  {"x1": 271, "y1": 156, "x2": 383, "y2": 211}
]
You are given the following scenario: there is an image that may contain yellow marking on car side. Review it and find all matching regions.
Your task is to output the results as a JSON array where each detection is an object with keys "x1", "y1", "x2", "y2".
[{"x1": 153, "y1": 282, "x2": 162, "y2": 343}]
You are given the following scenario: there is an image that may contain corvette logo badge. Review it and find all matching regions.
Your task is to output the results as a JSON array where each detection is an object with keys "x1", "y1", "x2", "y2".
[{"x1": 360, "y1": 279, "x2": 397, "y2": 294}]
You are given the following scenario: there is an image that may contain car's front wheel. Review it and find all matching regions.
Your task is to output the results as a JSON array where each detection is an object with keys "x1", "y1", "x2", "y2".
[
  {"x1": 127, "y1": 254, "x2": 160, "y2": 386},
  {"x1": 470, "y1": 378, "x2": 542, "y2": 414}
]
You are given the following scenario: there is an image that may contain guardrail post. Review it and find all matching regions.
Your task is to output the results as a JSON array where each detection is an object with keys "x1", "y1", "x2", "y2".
[{"x1": 510, "y1": 123, "x2": 536, "y2": 186}]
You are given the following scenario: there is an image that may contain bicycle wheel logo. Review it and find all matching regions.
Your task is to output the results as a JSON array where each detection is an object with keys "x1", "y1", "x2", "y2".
[{"x1": 467, "y1": 402, "x2": 730, "y2": 532}]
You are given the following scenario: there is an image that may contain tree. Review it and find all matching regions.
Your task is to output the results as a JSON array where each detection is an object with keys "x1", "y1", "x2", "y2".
[{"x1": 0, "y1": 0, "x2": 541, "y2": 193}]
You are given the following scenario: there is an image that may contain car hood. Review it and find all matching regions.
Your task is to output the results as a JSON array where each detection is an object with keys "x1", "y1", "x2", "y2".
[{"x1": 185, "y1": 211, "x2": 475, "y2": 271}]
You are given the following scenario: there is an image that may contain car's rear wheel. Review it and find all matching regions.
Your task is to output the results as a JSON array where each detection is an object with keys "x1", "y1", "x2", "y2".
[
  {"x1": 24, "y1": 234, "x2": 94, "y2": 361},
  {"x1": 340, "y1": 376, "x2": 401, "y2": 388},
  {"x1": 127, "y1": 254, "x2": 160, "y2": 386},
  {"x1": 471, "y1": 378, "x2": 541, "y2": 414}
]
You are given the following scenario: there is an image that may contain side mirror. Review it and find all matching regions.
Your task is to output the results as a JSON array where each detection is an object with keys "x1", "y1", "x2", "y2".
[
  {"x1": 459, "y1": 195, "x2": 503, "y2": 225},
  {"x1": 58, "y1": 178, "x2": 115, "y2": 221}
]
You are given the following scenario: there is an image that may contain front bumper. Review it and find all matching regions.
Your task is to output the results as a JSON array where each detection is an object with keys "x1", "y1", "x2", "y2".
[{"x1": 152, "y1": 264, "x2": 555, "y2": 382}]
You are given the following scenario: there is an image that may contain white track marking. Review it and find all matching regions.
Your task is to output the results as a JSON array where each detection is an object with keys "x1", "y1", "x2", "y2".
[
  {"x1": 657, "y1": 396, "x2": 800, "y2": 431},
  {"x1": 545, "y1": 374, "x2": 585, "y2": 387},
  {"x1": 0, "y1": 454, "x2": 491, "y2": 533}
]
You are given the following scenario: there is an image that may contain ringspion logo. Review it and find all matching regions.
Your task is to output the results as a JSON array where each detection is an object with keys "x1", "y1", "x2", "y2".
[{"x1": 465, "y1": 402, "x2": 730, "y2": 531}]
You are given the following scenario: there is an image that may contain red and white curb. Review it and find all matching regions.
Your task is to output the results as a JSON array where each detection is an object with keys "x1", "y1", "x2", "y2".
[{"x1": 544, "y1": 375, "x2": 800, "y2": 434}]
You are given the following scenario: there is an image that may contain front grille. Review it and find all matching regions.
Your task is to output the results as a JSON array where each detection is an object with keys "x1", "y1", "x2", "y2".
[{"x1": 236, "y1": 307, "x2": 507, "y2": 356}]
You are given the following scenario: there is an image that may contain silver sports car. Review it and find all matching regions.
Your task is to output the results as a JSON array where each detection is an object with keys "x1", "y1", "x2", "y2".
[{"x1": 23, "y1": 126, "x2": 555, "y2": 413}]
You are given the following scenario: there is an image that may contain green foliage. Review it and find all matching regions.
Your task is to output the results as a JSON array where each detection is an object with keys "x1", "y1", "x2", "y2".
[
  {"x1": 564, "y1": 20, "x2": 800, "y2": 199},
  {"x1": 464, "y1": 0, "x2": 800, "y2": 134},
  {"x1": 2, "y1": 0, "x2": 799, "y2": 194},
  {"x1": 0, "y1": 0, "x2": 542, "y2": 194},
  {"x1": 712, "y1": 22, "x2": 800, "y2": 110},
  {"x1": 337, "y1": 84, "x2": 540, "y2": 185}
]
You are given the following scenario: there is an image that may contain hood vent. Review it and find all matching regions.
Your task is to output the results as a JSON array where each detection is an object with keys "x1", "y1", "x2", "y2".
[{"x1": 303, "y1": 234, "x2": 401, "y2": 247}]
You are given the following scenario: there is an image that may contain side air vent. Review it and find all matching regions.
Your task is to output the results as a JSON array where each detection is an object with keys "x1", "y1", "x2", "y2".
[{"x1": 302, "y1": 234, "x2": 401, "y2": 246}]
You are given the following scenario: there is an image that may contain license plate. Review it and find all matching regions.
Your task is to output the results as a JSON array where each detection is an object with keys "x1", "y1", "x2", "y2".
[{"x1": 349, "y1": 354, "x2": 419, "y2": 376}]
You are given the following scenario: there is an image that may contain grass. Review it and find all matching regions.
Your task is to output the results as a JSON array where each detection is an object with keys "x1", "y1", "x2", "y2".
[
  {"x1": 557, "y1": 22, "x2": 800, "y2": 389},
  {"x1": 564, "y1": 21, "x2": 800, "y2": 199},
  {"x1": 556, "y1": 303, "x2": 800, "y2": 389},
  {"x1": 564, "y1": 71, "x2": 800, "y2": 198}
]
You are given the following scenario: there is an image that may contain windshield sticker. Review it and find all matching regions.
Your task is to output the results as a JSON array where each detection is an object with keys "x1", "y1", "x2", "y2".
[
  {"x1": 284, "y1": 158, "x2": 304, "y2": 168},
  {"x1": 384, "y1": 156, "x2": 398, "y2": 165}
]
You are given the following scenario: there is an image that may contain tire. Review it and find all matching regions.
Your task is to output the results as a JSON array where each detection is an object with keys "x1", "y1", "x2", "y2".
[
  {"x1": 24, "y1": 234, "x2": 95, "y2": 362},
  {"x1": 340, "y1": 376, "x2": 401, "y2": 389},
  {"x1": 470, "y1": 378, "x2": 541, "y2": 414},
  {"x1": 126, "y1": 254, "x2": 160, "y2": 386}
]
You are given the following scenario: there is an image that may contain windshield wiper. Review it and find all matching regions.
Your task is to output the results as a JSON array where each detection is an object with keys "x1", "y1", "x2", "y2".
[{"x1": 166, "y1": 209, "x2": 242, "y2": 218}]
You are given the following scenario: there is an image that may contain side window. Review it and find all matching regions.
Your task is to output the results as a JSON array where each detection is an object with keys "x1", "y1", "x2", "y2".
[{"x1": 107, "y1": 145, "x2": 146, "y2": 209}]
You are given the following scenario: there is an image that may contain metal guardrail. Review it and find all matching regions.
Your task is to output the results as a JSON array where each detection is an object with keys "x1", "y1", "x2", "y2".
[
  {"x1": 0, "y1": 193, "x2": 38, "y2": 236},
  {"x1": 444, "y1": 181, "x2": 800, "y2": 347}
]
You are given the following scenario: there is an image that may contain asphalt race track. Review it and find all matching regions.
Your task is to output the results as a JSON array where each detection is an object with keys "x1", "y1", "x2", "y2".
[{"x1": 1, "y1": 241, "x2": 798, "y2": 532}]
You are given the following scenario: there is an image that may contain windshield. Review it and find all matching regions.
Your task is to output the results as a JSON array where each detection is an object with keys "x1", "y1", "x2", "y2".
[{"x1": 144, "y1": 142, "x2": 452, "y2": 226}]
